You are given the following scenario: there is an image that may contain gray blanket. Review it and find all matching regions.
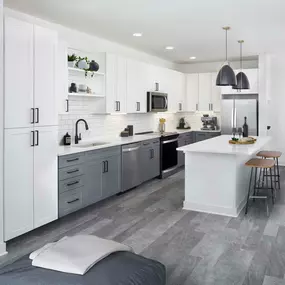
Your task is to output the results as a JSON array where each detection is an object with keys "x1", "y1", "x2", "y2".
[{"x1": 0, "y1": 251, "x2": 166, "y2": 285}]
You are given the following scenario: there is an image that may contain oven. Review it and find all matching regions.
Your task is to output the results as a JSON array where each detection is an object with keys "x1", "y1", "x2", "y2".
[
  {"x1": 147, "y1": 92, "x2": 168, "y2": 112},
  {"x1": 160, "y1": 134, "x2": 179, "y2": 178}
]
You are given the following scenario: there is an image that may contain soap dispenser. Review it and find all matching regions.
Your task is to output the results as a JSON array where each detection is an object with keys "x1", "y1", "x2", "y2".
[{"x1": 63, "y1": 132, "x2": 71, "y2": 146}]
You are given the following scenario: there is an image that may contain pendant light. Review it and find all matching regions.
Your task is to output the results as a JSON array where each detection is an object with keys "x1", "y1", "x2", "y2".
[
  {"x1": 232, "y1": 40, "x2": 250, "y2": 90},
  {"x1": 216, "y1": 27, "x2": 236, "y2": 86}
]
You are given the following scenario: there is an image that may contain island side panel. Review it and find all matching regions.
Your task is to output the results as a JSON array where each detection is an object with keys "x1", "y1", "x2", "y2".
[{"x1": 183, "y1": 152, "x2": 239, "y2": 217}]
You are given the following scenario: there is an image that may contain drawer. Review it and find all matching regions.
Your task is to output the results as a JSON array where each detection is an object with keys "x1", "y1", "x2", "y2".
[
  {"x1": 86, "y1": 146, "x2": 121, "y2": 161},
  {"x1": 59, "y1": 164, "x2": 84, "y2": 181},
  {"x1": 142, "y1": 139, "x2": 160, "y2": 149},
  {"x1": 59, "y1": 188, "x2": 83, "y2": 218},
  {"x1": 59, "y1": 175, "x2": 85, "y2": 194},
  {"x1": 59, "y1": 153, "x2": 85, "y2": 169}
]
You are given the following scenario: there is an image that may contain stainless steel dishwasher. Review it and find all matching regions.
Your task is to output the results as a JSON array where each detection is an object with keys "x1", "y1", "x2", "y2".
[{"x1": 122, "y1": 142, "x2": 141, "y2": 192}]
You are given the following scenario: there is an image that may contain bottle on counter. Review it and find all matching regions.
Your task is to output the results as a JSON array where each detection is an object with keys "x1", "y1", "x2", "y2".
[
  {"x1": 63, "y1": 132, "x2": 71, "y2": 146},
  {"x1": 243, "y1": 117, "x2": 249, "y2": 137}
]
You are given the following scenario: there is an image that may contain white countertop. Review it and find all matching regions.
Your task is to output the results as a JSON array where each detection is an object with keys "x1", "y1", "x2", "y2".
[
  {"x1": 177, "y1": 135, "x2": 271, "y2": 155},
  {"x1": 175, "y1": 129, "x2": 221, "y2": 134},
  {"x1": 58, "y1": 129, "x2": 222, "y2": 157},
  {"x1": 58, "y1": 133, "x2": 161, "y2": 156}
]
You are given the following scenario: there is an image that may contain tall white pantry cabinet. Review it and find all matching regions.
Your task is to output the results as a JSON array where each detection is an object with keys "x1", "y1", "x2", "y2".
[{"x1": 4, "y1": 16, "x2": 58, "y2": 241}]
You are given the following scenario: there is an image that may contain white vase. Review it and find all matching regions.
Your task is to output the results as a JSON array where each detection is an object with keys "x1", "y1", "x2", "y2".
[
  {"x1": 68, "y1": 61, "x2": 75, "y2": 68},
  {"x1": 77, "y1": 59, "x2": 89, "y2": 70}
]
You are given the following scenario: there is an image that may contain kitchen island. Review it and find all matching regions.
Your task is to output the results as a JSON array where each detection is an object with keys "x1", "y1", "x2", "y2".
[{"x1": 177, "y1": 135, "x2": 271, "y2": 217}]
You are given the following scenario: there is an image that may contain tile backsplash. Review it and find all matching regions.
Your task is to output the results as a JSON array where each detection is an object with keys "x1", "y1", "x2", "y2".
[{"x1": 58, "y1": 112, "x2": 220, "y2": 144}]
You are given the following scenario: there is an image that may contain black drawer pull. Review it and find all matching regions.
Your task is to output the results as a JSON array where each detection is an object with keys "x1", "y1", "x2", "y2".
[
  {"x1": 67, "y1": 169, "x2": 79, "y2": 174},
  {"x1": 66, "y1": 158, "x2": 79, "y2": 162},
  {"x1": 67, "y1": 198, "x2": 80, "y2": 204},
  {"x1": 66, "y1": 181, "x2": 79, "y2": 187}
]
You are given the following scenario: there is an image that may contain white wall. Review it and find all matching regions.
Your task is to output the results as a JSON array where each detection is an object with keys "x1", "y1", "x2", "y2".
[
  {"x1": 260, "y1": 53, "x2": 285, "y2": 165},
  {"x1": 179, "y1": 59, "x2": 258, "y2": 73},
  {"x1": 4, "y1": 8, "x2": 176, "y2": 70},
  {"x1": 0, "y1": 0, "x2": 6, "y2": 256}
]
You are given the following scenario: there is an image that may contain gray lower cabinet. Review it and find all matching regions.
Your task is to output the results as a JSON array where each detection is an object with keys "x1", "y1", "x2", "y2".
[
  {"x1": 58, "y1": 146, "x2": 121, "y2": 218},
  {"x1": 83, "y1": 160, "x2": 102, "y2": 207},
  {"x1": 140, "y1": 139, "x2": 160, "y2": 183},
  {"x1": 102, "y1": 154, "x2": 121, "y2": 199},
  {"x1": 178, "y1": 132, "x2": 195, "y2": 167},
  {"x1": 195, "y1": 131, "x2": 221, "y2": 142}
]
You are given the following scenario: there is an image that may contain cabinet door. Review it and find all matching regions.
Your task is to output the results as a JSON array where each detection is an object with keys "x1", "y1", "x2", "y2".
[
  {"x1": 211, "y1": 73, "x2": 221, "y2": 112},
  {"x1": 57, "y1": 40, "x2": 69, "y2": 114},
  {"x1": 4, "y1": 128, "x2": 34, "y2": 241},
  {"x1": 127, "y1": 59, "x2": 147, "y2": 113},
  {"x1": 34, "y1": 25, "x2": 58, "y2": 127},
  {"x1": 83, "y1": 160, "x2": 102, "y2": 206},
  {"x1": 106, "y1": 54, "x2": 117, "y2": 113},
  {"x1": 186, "y1": 74, "x2": 199, "y2": 112},
  {"x1": 4, "y1": 17, "x2": 34, "y2": 129},
  {"x1": 102, "y1": 155, "x2": 121, "y2": 198},
  {"x1": 34, "y1": 126, "x2": 58, "y2": 228},
  {"x1": 195, "y1": 132, "x2": 208, "y2": 142},
  {"x1": 116, "y1": 56, "x2": 127, "y2": 113},
  {"x1": 151, "y1": 144, "x2": 160, "y2": 178},
  {"x1": 178, "y1": 73, "x2": 186, "y2": 112},
  {"x1": 178, "y1": 138, "x2": 185, "y2": 167},
  {"x1": 198, "y1": 73, "x2": 212, "y2": 111},
  {"x1": 140, "y1": 146, "x2": 153, "y2": 183}
]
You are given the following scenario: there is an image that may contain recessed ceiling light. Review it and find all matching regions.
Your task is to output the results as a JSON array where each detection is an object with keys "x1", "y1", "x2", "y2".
[
  {"x1": 133, "y1": 33, "x2": 142, "y2": 37},
  {"x1": 165, "y1": 46, "x2": 174, "y2": 50},
  {"x1": 190, "y1": 56, "x2": 196, "y2": 60}
]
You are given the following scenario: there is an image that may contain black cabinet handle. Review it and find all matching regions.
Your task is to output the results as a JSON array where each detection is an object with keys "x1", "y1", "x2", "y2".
[
  {"x1": 102, "y1": 161, "x2": 106, "y2": 173},
  {"x1": 67, "y1": 158, "x2": 79, "y2": 162},
  {"x1": 66, "y1": 99, "x2": 69, "y2": 112},
  {"x1": 31, "y1": 131, "x2": 35, "y2": 146},
  {"x1": 105, "y1": 160, "x2": 108, "y2": 172},
  {"x1": 118, "y1": 101, "x2": 121, "y2": 111},
  {"x1": 67, "y1": 169, "x2": 79, "y2": 174},
  {"x1": 35, "y1": 130, "x2": 39, "y2": 146},
  {"x1": 31, "y1": 108, "x2": 35, "y2": 124},
  {"x1": 67, "y1": 198, "x2": 80, "y2": 204},
  {"x1": 136, "y1": 102, "x2": 139, "y2": 111},
  {"x1": 35, "y1": 108, "x2": 39, "y2": 123},
  {"x1": 67, "y1": 181, "x2": 79, "y2": 187}
]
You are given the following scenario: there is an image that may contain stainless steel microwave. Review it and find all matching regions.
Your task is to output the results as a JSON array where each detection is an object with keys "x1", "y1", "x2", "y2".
[{"x1": 147, "y1": 92, "x2": 168, "y2": 112}]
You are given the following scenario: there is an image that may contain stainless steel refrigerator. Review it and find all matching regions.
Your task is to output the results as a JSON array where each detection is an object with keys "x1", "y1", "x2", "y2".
[{"x1": 221, "y1": 94, "x2": 259, "y2": 136}]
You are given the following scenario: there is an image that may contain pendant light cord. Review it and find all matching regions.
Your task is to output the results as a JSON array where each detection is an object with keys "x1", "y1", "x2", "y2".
[
  {"x1": 240, "y1": 42, "x2": 242, "y2": 71},
  {"x1": 225, "y1": 29, "x2": 228, "y2": 61}
]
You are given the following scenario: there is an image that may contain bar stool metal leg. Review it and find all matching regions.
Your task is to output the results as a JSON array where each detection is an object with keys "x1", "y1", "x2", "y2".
[
  {"x1": 253, "y1": 168, "x2": 258, "y2": 201},
  {"x1": 245, "y1": 168, "x2": 254, "y2": 215},
  {"x1": 270, "y1": 167, "x2": 275, "y2": 204},
  {"x1": 277, "y1": 158, "x2": 281, "y2": 189}
]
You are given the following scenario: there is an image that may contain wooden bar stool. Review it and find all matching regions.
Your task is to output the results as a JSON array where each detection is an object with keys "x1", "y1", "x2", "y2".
[
  {"x1": 256, "y1": 151, "x2": 282, "y2": 189},
  {"x1": 245, "y1": 158, "x2": 276, "y2": 216}
]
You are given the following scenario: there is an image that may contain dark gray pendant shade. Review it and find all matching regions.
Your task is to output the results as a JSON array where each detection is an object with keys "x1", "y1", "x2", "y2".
[
  {"x1": 232, "y1": 72, "x2": 250, "y2": 89},
  {"x1": 216, "y1": 65, "x2": 237, "y2": 86},
  {"x1": 216, "y1": 27, "x2": 236, "y2": 86}
]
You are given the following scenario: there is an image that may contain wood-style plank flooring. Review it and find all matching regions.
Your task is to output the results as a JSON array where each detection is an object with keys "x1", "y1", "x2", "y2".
[{"x1": 1, "y1": 168, "x2": 285, "y2": 285}]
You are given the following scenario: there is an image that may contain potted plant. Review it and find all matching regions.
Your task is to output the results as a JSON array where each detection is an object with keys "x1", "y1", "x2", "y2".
[
  {"x1": 76, "y1": 56, "x2": 90, "y2": 71},
  {"x1": 68, "y1": 54, "x2": 77, "y2": 68}
]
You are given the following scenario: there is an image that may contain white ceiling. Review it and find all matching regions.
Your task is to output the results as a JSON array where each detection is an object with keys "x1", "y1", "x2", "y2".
[{"x1": 4, "y1": 0, "x2": 285, "y2": 63}]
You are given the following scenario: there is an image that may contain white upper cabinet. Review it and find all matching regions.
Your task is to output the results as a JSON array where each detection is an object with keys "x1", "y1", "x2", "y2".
[
  {"x1": 34, "y1": 126, "x2": 58, "y2": 229},
  {"x1": 127, "y1": 59, "x2": 147, "y2": 113},
  {"x1": 4, "y1": 17, "x2": 58, "y2": 129},
  {"x1": 211, "y1": 73, "x2": 221, "y2": 112},
  {"x1": 4, "y1": 17, "x2": 34, "y2": 129},
  {"x1": 198, "y1": 73, "x2": 212, "y2": 112},
  {"x1": 221, "y1": 68, "x2": 259, "y2": 94},
  {"x1": 186, "y1": 74, "x2": 199, "y2": 112},
  {"x1": 106, "y1": 54, "x2": 127, "y2": 113},
  {"x1": 56, "y1": 41, "x2": 69, "y2": 114},
  {"x1": 34, "y1": 25, "x2": 58, "y2": 126}
]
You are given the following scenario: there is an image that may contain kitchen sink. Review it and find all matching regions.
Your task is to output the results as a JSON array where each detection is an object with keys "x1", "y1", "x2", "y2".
[{"x1": 73, "y1": 142, "x2": 109, "y2": 148}]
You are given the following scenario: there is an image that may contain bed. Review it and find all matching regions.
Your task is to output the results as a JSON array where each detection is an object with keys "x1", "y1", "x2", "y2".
[{"x1": 0, "y1": 251, "x2": 166, "y2": 285}]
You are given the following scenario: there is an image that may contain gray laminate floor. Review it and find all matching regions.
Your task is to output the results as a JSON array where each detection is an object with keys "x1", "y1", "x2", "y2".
[{"x1": 1, "y1": 168, "x2": 285, "y2": 285}]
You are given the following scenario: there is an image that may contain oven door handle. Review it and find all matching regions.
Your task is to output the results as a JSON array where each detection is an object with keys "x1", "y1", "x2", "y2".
[
  {"x1": 162, "y1": 138, "x2": 178, "y2": 144},
  {"x1": 164, "y1": 96, "x2": 168, "y2": 109}
]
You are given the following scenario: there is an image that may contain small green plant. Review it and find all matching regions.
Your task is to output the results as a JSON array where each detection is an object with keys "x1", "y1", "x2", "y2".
[{"x1": 68, "y1": 54, "x2": 78, "y2": 62}]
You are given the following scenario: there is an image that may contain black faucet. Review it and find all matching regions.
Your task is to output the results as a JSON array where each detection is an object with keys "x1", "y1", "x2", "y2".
[{"x1": 75, "y1": 119, "x2": 89, "y2": 144}]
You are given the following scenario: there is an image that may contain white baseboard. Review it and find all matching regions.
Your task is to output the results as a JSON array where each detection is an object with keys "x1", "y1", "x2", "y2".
[
  {"x1": 0, "y1": 242, "x2": 7, "y2": 256},
  {"x1": 183, "y1": 201, "x2": 239, "y2": 217}
]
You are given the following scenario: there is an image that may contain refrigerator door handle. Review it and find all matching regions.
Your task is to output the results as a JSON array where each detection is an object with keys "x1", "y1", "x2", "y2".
[
  {"x1": 234, "y1": 108, "x2": 237, "y2": 128},
  {"x1": 231, "y1": 108, "x2": 234, "y2": 129}
]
